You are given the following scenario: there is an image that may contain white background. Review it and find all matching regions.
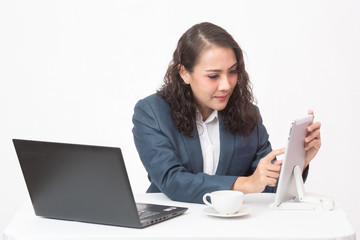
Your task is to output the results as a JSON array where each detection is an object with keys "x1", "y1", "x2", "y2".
[{"x1": 1, "y1": 0, "x2": 359, "y2": 239}]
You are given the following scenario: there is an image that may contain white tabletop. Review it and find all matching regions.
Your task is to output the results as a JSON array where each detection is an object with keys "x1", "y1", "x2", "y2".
[{"x1": 3, "y1": 193, "x2": 356, "y2": 240}]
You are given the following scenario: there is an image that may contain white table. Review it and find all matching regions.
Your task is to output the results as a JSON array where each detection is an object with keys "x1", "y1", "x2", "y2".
[{"x1": 3, "y1": 193, "x2": 356, "y2": 240}]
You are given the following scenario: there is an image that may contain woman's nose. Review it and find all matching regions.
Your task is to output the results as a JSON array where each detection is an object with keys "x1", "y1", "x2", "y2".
[{"x1": 218, "y1": 75, "x2": 231, "y2": 91}]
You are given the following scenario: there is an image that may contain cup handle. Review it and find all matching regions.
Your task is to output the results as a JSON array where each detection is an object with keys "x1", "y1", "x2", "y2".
[{"x1": 203, "y1": 193, "x2": 212, "y2": 207}]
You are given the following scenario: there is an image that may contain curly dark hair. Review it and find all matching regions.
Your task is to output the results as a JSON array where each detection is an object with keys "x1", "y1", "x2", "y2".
[{"x1": 157, "y1": 22, "x2": 259, "y2": 137}]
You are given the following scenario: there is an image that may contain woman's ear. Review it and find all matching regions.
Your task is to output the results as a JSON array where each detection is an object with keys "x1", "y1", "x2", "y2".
[{"x1": 178, "y1": 65, "x2": 191, "y2": 85}]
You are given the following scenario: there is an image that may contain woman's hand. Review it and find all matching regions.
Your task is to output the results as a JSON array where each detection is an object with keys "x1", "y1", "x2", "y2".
[
  {"x1": 232, "y1": 148, "x2": 285, "y2": 193},
  {"x1": 304, "y1": 110, "x2": 322, "y2": 168}
]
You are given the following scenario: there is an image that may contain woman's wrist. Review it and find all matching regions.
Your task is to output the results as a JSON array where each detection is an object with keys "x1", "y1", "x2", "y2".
[{"x1": 231, "y1": 176, "x2": 252, "y2": 193}]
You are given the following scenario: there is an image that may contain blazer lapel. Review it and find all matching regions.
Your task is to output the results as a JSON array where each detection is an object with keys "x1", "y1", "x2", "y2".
[
  {"x1": 181, "y1": 129, "x2": 204, "y2": 174},
  {"x1": 215, "y1": 116, "x2": 235, "y2": 175}
]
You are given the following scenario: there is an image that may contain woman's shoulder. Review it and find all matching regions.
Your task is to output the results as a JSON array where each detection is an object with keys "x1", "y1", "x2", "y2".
[
  {"x1": 134, "y1": 93, "x2": 172, "y2": 118},
  {"x1": 133, "y1": 93, "x2": 176, "y2": 130}
]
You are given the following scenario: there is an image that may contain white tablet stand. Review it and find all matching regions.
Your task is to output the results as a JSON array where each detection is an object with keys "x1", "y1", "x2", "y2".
[{"x1": 269, "y1": 165, "x2": 335, "y2": 211}]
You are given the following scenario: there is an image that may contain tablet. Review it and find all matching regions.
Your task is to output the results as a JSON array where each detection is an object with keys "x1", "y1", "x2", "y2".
[{"x1": 273, "y1": 115, "x2": 314, "y2": 207}]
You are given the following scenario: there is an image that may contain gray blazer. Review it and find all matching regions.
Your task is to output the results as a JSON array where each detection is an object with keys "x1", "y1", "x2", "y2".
[{"x1": 132, "y1": 94, "x2": 288, "y2": 203}]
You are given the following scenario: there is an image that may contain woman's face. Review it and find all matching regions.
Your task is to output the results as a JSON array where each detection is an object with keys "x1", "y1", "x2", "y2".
[{"x1": 180, "y1": 46, "x2": 238, "y2": 120}]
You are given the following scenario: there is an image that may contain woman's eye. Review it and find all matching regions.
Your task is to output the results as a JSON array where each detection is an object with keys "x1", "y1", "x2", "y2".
[
  {"x1": 230, "y1": 70, "x2": 239, "y2": 74},
  {"x1": 208, "y1": 74, "x2": 219, "y2": 79}
]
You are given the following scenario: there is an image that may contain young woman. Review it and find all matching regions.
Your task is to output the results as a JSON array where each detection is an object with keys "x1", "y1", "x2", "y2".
[{"x1": 132, "y1": 22, "x2": 321, "y2": 203}]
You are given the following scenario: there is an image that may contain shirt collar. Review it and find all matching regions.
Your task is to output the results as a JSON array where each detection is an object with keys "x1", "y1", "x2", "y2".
[{"x1": 196, "y1": 109, "x2": 218, "y2": 124}]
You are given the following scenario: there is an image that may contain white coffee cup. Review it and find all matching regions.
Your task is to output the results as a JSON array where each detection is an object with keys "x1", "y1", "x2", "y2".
[{"x1": 203, "y1": 190, "x2": 243, "y2": 215}]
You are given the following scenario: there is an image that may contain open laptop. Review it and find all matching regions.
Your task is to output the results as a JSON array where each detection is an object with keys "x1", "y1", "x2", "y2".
[{"x1": 13, "y1": 139, "x2": 188, "y2": 228}]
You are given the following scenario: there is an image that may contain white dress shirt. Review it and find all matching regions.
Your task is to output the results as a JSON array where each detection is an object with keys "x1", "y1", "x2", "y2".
[{"x1": 196, "y1": 109, "x2": 220, "y2": 175}]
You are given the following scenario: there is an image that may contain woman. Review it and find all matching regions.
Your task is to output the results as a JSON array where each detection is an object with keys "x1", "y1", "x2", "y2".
[{"x1": 132, "y1": 22, "x2": 321, "y2": 203}]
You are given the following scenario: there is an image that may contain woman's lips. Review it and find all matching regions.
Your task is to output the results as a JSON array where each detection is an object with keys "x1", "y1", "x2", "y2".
[{"x1": 214, "y1": 95, "x2": 228, "y2": 101}]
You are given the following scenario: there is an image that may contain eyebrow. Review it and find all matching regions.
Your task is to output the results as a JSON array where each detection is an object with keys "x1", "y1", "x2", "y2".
[{"x1": 205, "y1": 63, "x2": 238, "y2": 73}]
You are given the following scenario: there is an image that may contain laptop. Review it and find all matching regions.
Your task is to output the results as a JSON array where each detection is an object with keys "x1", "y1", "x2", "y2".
[{"x1": 13, "y1": 139, "x2": 188, "y2": 228}]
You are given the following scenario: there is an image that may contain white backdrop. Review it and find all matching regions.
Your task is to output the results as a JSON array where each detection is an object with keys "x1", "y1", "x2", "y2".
[{"x1": 1, "y1": 0, "x2": 359, "y2": 239}]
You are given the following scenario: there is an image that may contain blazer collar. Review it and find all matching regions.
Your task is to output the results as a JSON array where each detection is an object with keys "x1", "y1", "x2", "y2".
[
  {"x1": 182, "y1": 128, "x2": 203, "y2": 174},
  {"x1": 215, "y1": 115, "x2": 235, "y2": 175}
]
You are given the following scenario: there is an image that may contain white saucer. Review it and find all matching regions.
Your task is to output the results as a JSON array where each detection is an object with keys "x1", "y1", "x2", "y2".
[{"x1": 203, "y1": 206, "x2": 252, "y2": 218}]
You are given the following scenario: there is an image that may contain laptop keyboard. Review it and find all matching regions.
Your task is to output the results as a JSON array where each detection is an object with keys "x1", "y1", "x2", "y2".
[{"x1": 138, "y1": 210, "x2": 160, "y2": 220}]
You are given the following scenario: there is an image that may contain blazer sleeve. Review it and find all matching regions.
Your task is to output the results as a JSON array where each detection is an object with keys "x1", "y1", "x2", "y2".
[{"x1": 132, "y1": 97, "x2": 238, "y2": 204}]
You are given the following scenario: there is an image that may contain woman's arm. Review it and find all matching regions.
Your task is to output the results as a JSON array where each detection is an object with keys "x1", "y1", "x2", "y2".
[{"x1": 232, "y1": 149, "x2": 284, "y2": 193}]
